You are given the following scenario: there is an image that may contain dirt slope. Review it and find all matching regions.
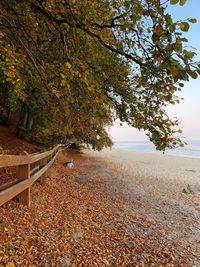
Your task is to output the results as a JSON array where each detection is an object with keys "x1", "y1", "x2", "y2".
[
  {"x1": 0, "y1": 126, "x2": 40, "y2": 155},
  {"x1": 0, "y1": 125, "x2": 41, "y2": 186}
]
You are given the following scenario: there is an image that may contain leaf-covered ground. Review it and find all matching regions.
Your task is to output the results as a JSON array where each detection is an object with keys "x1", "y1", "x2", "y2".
[
  {"x1": 0, "y1": 126, "x2": 40, "y2": 155},
  {"x1": 0, "y1": 126, "x2": 41, "y2": 186},
  {"x1": 1, "y1": 149, "x2": 199, "y2": 266}
]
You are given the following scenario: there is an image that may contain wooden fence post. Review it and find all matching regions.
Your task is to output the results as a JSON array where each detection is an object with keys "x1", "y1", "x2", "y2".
[
  {"x1": 39, "y1": 158, "x2": 47, "y2": 184},
  {"x1": 0, "y1": 144, "x2": 65, "y2": 207},
  {"x1": 17, "y1": 164, "x2": 30, "y2": 207}
]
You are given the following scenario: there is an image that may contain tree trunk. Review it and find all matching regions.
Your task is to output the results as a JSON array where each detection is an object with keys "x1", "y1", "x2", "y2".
[
  {"x1": 27, "y1": 114, "x2": 34, "y2": 130},
  {"x1": 22, "y1": 107, "x2": 28, "y2": 129},
  {"x1": 15, "y1": 105, "x2": 27, "y2": 136}
]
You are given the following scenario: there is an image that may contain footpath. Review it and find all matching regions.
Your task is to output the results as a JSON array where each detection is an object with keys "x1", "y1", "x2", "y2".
[{"x1": 0, "y1": 126, "x2": 199, "y2": 266}]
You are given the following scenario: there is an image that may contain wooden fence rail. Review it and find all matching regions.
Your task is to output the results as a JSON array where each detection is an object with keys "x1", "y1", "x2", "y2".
[{"x1": 0, "y1": 143, "x2": 70, "y2": 207}]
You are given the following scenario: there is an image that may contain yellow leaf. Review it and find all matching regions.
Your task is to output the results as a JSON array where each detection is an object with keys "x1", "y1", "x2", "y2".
[
  {"x1": 179, "y1": 0, "x2": 187, "y2": 6},
  {"x1": 65, "y1": 62, "x2": 71, "y2": 69},
  {"x1": 177, "y1": 22, "x2": 189, "y2": 32},
  {"x1": 76, "y1": 71, "x2": 82, "y2": 78},
  {"x1": 60, "y1": 73, "x2": 65, "y2": 79},
  {"x1": 6, "y1": 262, "x2": 15, "y2": 267},
  {"x1": 88, "y1": 86, "x2": 94, "y2": 92},
  {"x1": 156, "y1": 25, "x2": 163, "y2": 35},
  {"x1": 155, "y1": 57, "x2": 162, "y2": 63},
  {"x1": 55, "y1": 91, "x2": 63, "y2": 98},
  {"x1": 61, "y1": 79, "x2": 67, "y2": 87}
]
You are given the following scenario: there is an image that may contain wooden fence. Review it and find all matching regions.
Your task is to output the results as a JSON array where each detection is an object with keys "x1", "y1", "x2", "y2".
[{"x1": 0, "y1": 144, "x2": 70, "y2": 207}]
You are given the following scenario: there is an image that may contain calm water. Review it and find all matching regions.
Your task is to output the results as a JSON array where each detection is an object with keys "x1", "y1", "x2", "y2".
[{"x1": 114, "y1": 140, "x2": 200, "y2": 158}]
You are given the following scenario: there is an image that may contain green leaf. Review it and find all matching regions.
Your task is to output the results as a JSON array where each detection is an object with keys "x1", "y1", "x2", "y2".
[
  {"x1": 170, "y1": 0, "x2": 179, "y2": 4},
  {"x1": 181, "y1": 37, "x2": 188, "y2": 42},
  {"x1": 170, "y1": 66, "x2": 180, "y2": 79},
  {"x1": 165, "y1": 14, "x2": 173, "y2": 25},
  {"x1": 178, "y1": 82, "x2": 184, "y2": 87},
  {"x1": 189, "y1": 18, "x2": 197, "y2": 23},
  {"x1": 180, "y1": 72, "x2": 189, "y2": 81},
  {"x1": 124, "y1": 0, "x2": 130, "y2": 11},
  {"x1": 187, "y1": 70, "x2": 198, "y2": 79},
  {"x1": 184, "y1": 50, "x2": 195, "y2": 59},
  {"x1": 179, "y1": 0, "x2": 187, "y2": 6},
  {"x1": 178, "y1": 22, "x2": 190, "y2": 32}
]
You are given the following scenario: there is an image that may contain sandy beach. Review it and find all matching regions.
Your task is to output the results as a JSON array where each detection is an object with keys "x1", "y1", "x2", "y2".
[
  {"x1": 86, "y1": 148, "x2": 200, "y2": 263},
  {"x1": 1, "y1": 149, "x2": 200, "y2": 265},
  {"x1": 88, "y1": 148, "x2": 200, "y2": 197}
]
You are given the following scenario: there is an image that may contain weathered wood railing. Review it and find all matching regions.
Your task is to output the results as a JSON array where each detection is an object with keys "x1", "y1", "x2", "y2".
[{"x1": 0, "y1": 144, "x2": 70, "y2": 207}]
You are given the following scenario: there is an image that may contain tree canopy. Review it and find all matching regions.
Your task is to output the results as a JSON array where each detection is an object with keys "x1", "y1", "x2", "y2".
[{"x1": 0, "y1": 0, "x2": 199, "y2": 150}]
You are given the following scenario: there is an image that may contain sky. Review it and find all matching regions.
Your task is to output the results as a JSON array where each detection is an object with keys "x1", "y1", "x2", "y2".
[{"x1": 109, "y1": 0, "x2": 200, "y2": 141}]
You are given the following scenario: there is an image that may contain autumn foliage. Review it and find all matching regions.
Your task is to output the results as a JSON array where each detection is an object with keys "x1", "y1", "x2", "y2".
[{"x1": 0, "y1": 0, "x2": 199, "y2": 150}]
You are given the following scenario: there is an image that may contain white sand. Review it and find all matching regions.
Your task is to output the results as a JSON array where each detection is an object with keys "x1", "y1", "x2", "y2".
[
  {"x1": 87, "y1": 148, "x2": 200, "y2": 197},
  {"x1": 86, "y1": 149, "x2": 200, "y2": 266},
  {"x1": 85, "y1": 148, "x2": 200, "y2": 262}
]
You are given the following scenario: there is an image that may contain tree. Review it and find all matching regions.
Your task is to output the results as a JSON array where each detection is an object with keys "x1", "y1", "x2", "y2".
[{"x1": 0, "y1": 0, "x2": 199, "y2": 150}]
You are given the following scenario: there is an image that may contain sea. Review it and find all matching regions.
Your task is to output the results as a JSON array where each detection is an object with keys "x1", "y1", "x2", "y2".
[{"x1": 113, "y1": 140, "x2": 200, "y2": 158}]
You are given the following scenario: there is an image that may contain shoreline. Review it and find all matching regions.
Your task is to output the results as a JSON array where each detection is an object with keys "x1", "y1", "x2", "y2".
[
  {"x1": 111, "y1": 147, "x2": 200, "y2": 159},
  {"x1": 112, "y1": 140, "x2": 200, "y2": 159}
]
